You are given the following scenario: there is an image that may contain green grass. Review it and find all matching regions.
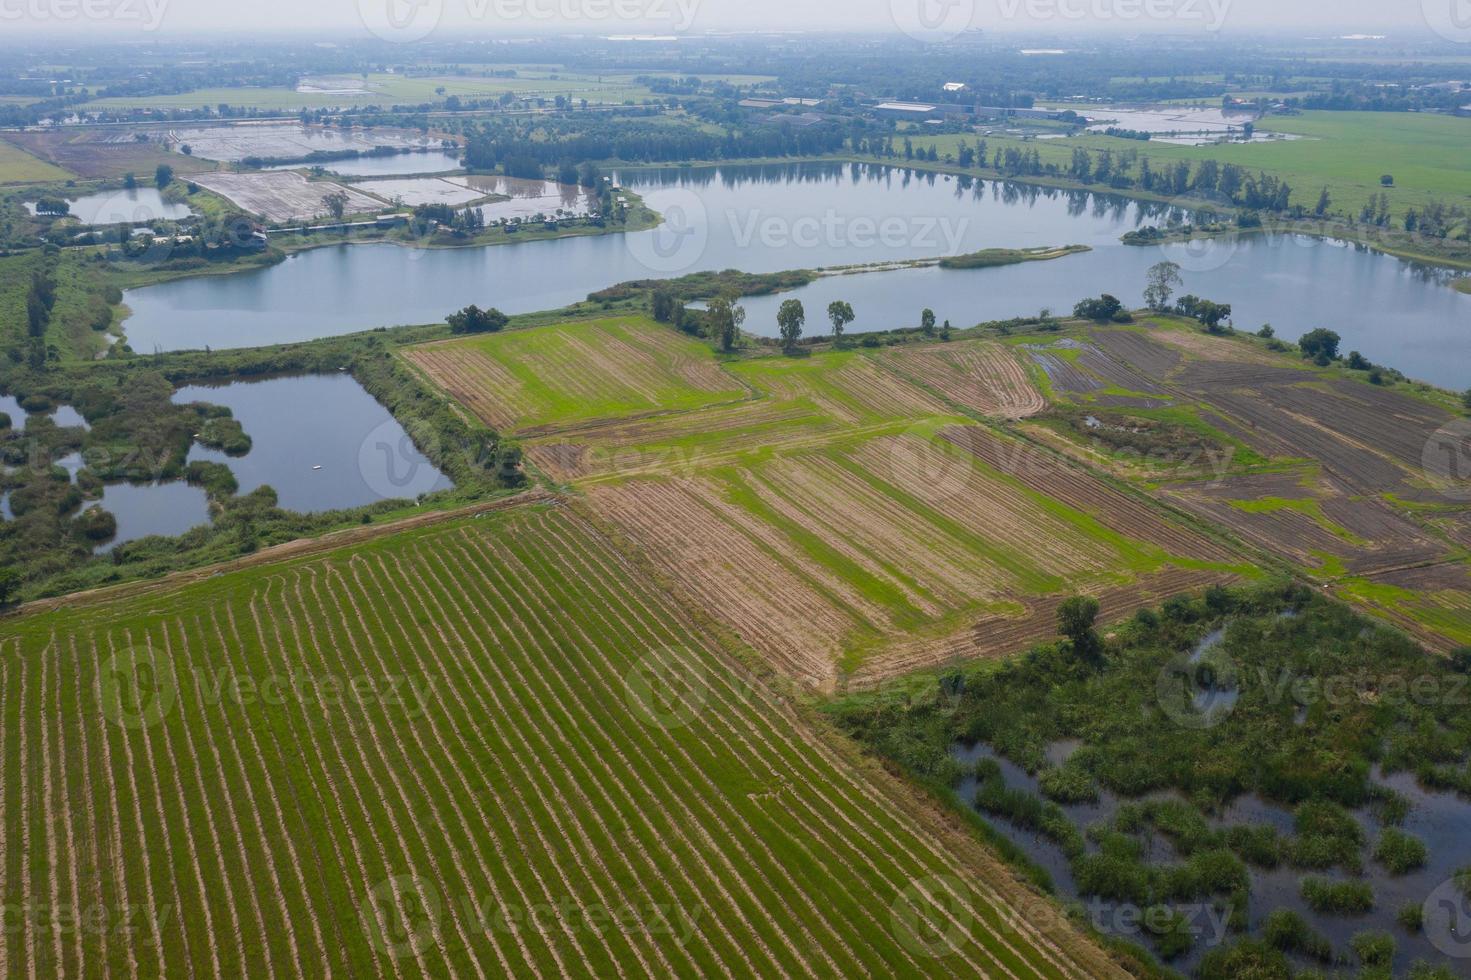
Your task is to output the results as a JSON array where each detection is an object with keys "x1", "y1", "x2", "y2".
[
  {"x1": 0, "y1": 502, "x2": 1113, "y2": 977},
  {"x1": 905, "y1": 110, "x2": 1471, "y2": 222},
  {"x1": 407, "y1": 315, "x2": 749, "y2": 434},
  {"x1": 0, "y1": 139, "x2": 72, "y2": 184}
]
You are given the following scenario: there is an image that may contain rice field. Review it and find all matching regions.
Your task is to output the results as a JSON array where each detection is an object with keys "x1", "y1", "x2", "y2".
[
  {"x1": 405, "y1": 316, "x2": 749, "y2": 436},
  {"x1": 411, "y1": 320, "x2": 1248, "y2": 689},
  {"x1": 0, "y1": 501, "x2": 1123, "y2": 978}
]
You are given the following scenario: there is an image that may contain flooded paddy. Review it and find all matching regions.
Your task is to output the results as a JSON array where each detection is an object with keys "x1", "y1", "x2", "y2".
[{"x1": 160, "y1": 122, "x2": 439, "y2": 163}]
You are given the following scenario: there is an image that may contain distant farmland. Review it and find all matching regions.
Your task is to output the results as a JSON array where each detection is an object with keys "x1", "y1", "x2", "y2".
[{"x1": 0, "y1": 503, "x2": 1121, "y2": 977}]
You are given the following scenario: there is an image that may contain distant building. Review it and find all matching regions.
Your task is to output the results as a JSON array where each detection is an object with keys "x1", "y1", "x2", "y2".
[
  {"x1": 874, "y1": 101, "x2": 941, "y2": 119},
  {"x1": 942, "y1": 82, "x2": 967, "y2": 93},
  {"x1": 1458, "y1": 104, "x2": 1471, "y2": 118},
  {"x1": 738, "y1": 98, "x2": 784, "y2": 110}
]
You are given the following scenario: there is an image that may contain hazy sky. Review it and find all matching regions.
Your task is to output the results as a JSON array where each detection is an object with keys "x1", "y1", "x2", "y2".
[{"x1": 0, "y1": 0, "x2": 1456, "y2": 39}]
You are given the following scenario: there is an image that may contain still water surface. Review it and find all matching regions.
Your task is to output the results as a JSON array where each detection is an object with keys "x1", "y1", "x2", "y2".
[{"x1": 121, "y1": 163, "x2": 1471, "y2": 386}]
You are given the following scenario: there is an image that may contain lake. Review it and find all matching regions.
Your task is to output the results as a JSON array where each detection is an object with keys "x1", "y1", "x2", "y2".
[
  {"x1": 174, "y1": 374, "x2": 452, "y2": 513},
  {"x1": 29, "y1": 187, "x2": 192, "y2": 225},
  {"x1": 120, "y1": 162, "x2": 1471, "y2": 387}
]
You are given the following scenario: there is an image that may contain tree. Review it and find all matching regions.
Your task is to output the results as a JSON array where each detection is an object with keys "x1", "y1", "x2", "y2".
[
  {"x1": 1380, "y1": 174, "x2": 1394, "y2": 187},
  {"x1": 323, "y1": 190, "x2": 349, "y2": 221},
  {"x1": 446, "y1": 305, "x2": 508, "y2": 334},
  {"x1": 1314, "y1": 186, "x2": 1331, "y2": 217},
  {"x1": 1073, "y1": 294, "x2": 1123, "y2": 322},
  {"x1": 1057, "y1": 595, "x2": 1102, "y2": 664},
  {"x1": 708, "y1": 294, "x2": 745, "y2": 352},
  {"x1": 651, "y1": 287, "x2": 677, "y2": 323},
  {"x1": 1143, "y1": 260, "x2": 1182, "y2": 311},
  {"x1": 0, "y1": 567, "x2": 20, "y2": 606},
  {"x1": 122, "y1": 172, "x2": 137, "y2": 190},
  {"x1": 777, "y1": 299, "x2": 805, "y2": 352},
  {"x1": 826, "y1": 300, "x2": 854, "y2": 341},
  {"x1": 1462, "y1": 389, "x2": 1471, "y2": 414},
  {"x1": 1298, "y1": 328, "x2": 1341, "y2": 364},
  {"x1": 154, "y1": 164, "x2": 174, "y2": 189},
  {"x1": 920, "y1": 308, "x2": 936, "y2": 335},
  {"x1": 1257, "y1": 323, "x2": 1274, "y2": 339},
  {"x1": 1346, "y1": 351, "x2": 1371, "y2": 370}
]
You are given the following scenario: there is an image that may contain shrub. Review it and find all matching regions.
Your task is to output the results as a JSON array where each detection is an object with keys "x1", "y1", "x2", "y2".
[
  {"x1": 1373, "y1": 828, "x2": 1427, "y2": 874},
  {"x1": 1197, "y1": 939, "x2": 1290, "y2": 980},
  {"x1": 1143, "y1": 904, "x2": 1194, "y2": 960},
  {"x1": 1396, "y1": 902, "x2": 1424, "y2": 932},
  {"x1": 75, "y1": 506, "x2": 116, "y2": 542},
  {"x1": 1351, "y1": 929, "x2": 1395, "y2": 966},
  {"x1": 1300, "y1": 877, "x2": 1374, "y2": 915},
  {"x1": 1073, "y1": 294, "x2": 1122, "y2": 321},
  {"x1": 1037, "y1": 763, "x2": 1099, "y2": 804},
  {"x1": 1263, "y1": 908, "x2": 1334, "y2": 962}
]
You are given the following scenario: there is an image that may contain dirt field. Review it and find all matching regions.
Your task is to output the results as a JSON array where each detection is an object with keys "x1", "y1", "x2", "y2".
[
  {"x1": 1026, "y1": 314, "x2": 1471, "y2": 650},
  {"x1": 877, "y1": 341, "x2": 1045, "y2": 419},
  {"x1": 189, "y1": 171, "x2": 383, "y2": 223},
  {"x1": 411, "y1": 318, "x2": 1247, "y2": 689},
  {"x1": 3, "y1": 131, "x2": 216, "y2": 180}
]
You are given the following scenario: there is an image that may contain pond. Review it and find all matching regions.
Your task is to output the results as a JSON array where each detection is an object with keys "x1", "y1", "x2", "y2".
[
  {"x1": 173, "y1": 374, "x2": 452, "y2": 513},
  {"x1": 120, "y1": 162, "x2": 1471, "y2": 387},
  {"x1": 89, "y1": 482, "x2": 212, "y2": 552},
  {"x1": 11, "y1": 449, "x2": 210, "y2": 548},
  {"x1": 28, "y1": 187, "x2": 192, "y2": 225},
  {"x1": 0, "y1": 395, "x2": 90, "y2": 430}
]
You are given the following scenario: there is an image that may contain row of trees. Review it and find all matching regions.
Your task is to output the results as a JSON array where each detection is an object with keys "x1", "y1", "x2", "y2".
[{"x1": 655, "y1": 288, "x2": 952, "y2": 353}]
